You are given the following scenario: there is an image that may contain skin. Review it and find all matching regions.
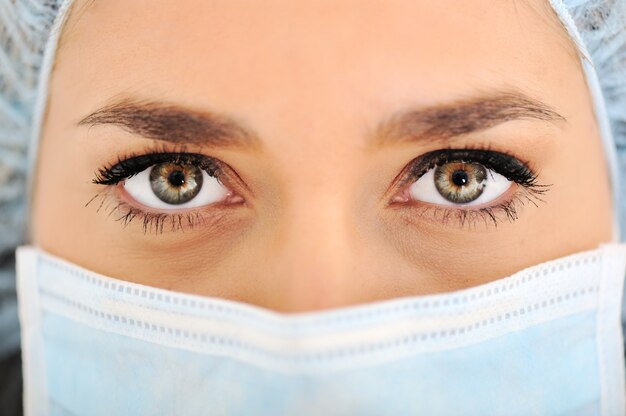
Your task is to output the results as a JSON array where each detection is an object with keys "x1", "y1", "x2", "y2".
[{"x1": 32, "y1": 0, "x2": 613, "y2": 312}]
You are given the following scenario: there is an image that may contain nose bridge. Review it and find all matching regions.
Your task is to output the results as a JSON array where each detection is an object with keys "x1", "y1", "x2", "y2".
[
  {"x1": 271, "y1": 183, "x2": 358, "y2": 310},
  {"x1": 256, "y1": 107, "x2": 367, "y2": 310},
  {"x1": 288, "y1": 188, "x2": 351, "y2": 257}
]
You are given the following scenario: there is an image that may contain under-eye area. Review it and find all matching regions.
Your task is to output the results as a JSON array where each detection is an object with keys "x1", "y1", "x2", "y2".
[{"x1": 389, "y1": 148, "x2": 550, "y2": 228}]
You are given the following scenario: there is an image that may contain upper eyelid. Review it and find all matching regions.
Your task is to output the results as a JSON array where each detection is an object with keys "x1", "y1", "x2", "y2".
[
  {"x1": 93, "y1": 150, "x2": 256, "y2": 201},
  {"x1": 407, "y1": 150, "x2": 532, "y2": 179},
  {"x1": 93, "y1": 153, "x2": 223, "y2": 185}
]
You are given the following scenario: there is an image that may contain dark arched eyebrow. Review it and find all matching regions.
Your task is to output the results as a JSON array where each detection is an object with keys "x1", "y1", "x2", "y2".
[
  {"x1": 77, "y1": 99, "x2": 262, "y2": 150},
  {"x1": 370, "y1": 92, "x2": 566, "y2": 147},
  {"x1": 78, "y1": 92, "x2": 565, "y2": 149}
]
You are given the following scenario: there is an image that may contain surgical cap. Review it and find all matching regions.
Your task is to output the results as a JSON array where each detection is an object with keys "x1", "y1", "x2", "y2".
[{"x1": 0, "y1": 0, "x2": 625, "y2": 360}]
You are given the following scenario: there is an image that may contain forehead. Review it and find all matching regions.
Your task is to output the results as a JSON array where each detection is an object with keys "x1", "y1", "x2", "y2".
[{"x1": 58, "y1": 0, "x2": 576, "y2": 136}]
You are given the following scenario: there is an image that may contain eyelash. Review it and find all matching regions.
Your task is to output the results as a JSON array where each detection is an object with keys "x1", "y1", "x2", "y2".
[
  {"x1": 88, "y1": 144, "x2": 236, "y2": 234},
  {"x1": 88, "y1": 144, "x2": 549, "y2": 233},
  {"x1": 394, "y1": 147, "x2": 550, "y2": 227},
  {"x1": 93, "y1": 152, "x2": 223, "y2": 185}
]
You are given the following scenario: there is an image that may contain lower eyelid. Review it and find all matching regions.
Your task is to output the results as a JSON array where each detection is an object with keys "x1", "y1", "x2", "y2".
[
  {"x1": 399, "y1": 181, "x2": 518, "y2": 209},
  {"x1": 117, "y1": 181, "x2": 243, "y2": 214},
  {"x1": 390, "y1": 183, "x2": 544, "y2": 229},
  {"x1": 404, "y1": 149, "x2": 537, "y2": 185},
  {"x1": 86, "y1": 181, "x2": 248, "y2": 234},
  {"x1": 124, "y1": 167, "x2": 231, "y2": 210}
]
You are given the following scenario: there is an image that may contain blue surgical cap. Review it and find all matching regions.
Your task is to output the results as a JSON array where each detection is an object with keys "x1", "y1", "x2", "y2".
[{"x1": 0, "y1": 0, "x2": 625, "y2": 359}]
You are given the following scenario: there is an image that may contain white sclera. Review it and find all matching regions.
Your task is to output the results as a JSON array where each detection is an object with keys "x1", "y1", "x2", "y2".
[
  {"x1": 408, "y1": 168, "x2": 512, "y2": 207},
  {"x1": 123, "y1": 167, "x2": 228, "y2": 210}
]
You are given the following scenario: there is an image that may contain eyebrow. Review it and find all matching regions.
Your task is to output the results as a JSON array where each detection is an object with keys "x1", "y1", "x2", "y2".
[
  {"x1": 371, "y1": 92, "x2": 566, "y2": 146},
  {"x1": 79, "y1": 92, "x2": 565, "y2": 149},
  {"x1": 78, "y1": 99, "x2": 261, "y2": 149}
]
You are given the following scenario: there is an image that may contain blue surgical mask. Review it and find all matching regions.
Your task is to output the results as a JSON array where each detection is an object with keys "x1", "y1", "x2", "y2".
[{"x1": 16, "y1": 244, "x2": 626, "y2": 416}]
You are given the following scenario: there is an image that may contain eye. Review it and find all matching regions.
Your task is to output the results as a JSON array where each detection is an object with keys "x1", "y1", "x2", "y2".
[
  {"x1": 409, "y1": 161, "x2": 512, "y2": 206},
  {"x1": 91, "y1": 151, "x2": 246, "y2": 233},
  {"x1": 391, "y1": 148, "x2": 546, "y2": 216},
  {"x1": 93, "y1": 152, "x2": 240, "y2": 210},
  {"x1": 123, "y1": 162, "x2": 228, "y2": 210}
]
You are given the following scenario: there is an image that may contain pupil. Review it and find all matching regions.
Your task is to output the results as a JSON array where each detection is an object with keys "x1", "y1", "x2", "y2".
[
  {"x1": 451, "y1": 170, "x2": 469, "y2": 187},
  {"x1": 168, "y1": 170, "x2": 186, "y2": 187}
]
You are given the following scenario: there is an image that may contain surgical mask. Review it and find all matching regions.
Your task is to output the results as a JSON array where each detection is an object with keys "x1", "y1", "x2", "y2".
[{"x1": 17, "y1": 244, "x2": 626, "y2": 416}]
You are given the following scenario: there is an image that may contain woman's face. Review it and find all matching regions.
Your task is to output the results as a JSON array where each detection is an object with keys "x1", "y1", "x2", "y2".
[{"x1": 33, "y1": 0, "x2": 612, "y2": 312}]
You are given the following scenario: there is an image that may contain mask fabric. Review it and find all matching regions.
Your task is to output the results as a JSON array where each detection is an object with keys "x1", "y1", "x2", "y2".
[{"x1": 16, "y1": 244, "x2": 626, "y2": 416}]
